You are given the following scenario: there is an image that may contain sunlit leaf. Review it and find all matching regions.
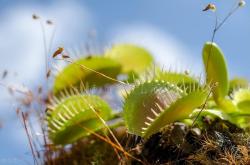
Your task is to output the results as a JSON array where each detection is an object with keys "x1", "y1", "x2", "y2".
[
  {"x1": 202, "y1": 42, "x2": 229, "y2": 101},
  {"x1": 229, "y1": 77, "x2": 249, "y2": 93},
  {"x1": 53, "y1": 56, "x2": 121, "y2": 94},
  {"x1": 233, "y1": 89, "x2": 250, "y2": 112},
  {"x1": 217, "y1": 97, "x2": 237, "y2": 113},
  {"x1": 105, "y1": 44, "x2": 153, "y2": 74}
]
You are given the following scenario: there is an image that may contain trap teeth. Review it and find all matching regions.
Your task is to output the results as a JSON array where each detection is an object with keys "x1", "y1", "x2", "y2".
[
  {"x1": 69, "y1": 103, "x2": 80, "y2": 114},
  {"x1": 155, "y1": 103, "x2": 164, "y2": 112},
  {"x1": 63, "y1": 112, "x2": 71, "y2": 119},
  {"x1": 58, "y1": 113, "x2": 67, "y2": 122},
  {"x1": 123, "y1": 80, "x2": 187, "y2": 137},
  {"x1": 146, "y1": 117, "x2": 154, "y2": 122},
  {"x1": 51, "y1": 120, "x2": 61, "y2": 130},
  {"x1": 63, "y1": 105, "x2": 75, "y2": 117},
  {"x1": 54, "y1": 119, "x2": 64, "y2": 127},
  {"x1": 48, "y1": 128, "x2": 56, "y2": 133},
  {"x1": 47, "y1": 105, "x2": 55, "y2": 110},
  {"x1": 151, "y1": 108, "x2": 159, "y2": 117}
]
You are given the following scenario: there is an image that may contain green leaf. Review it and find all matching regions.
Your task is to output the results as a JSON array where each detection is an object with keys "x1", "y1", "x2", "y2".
[
  {"x1": 233, "y1": 89, "x2": 250, "y2": 112},
  {"x1": 47, "y1": 95, "x2": 113, "y2": 145},
  {"x1": 190, "y1": 109, "x2": 228, "y2": 120},
  {"x1": 216, "y1": 97, "x2": 237, "y2": 113},
  {"x1": 229, "y1": 77, "x2": 249, "y2": 93},
  {"x1": 53, "y1": 56, "x2": 121, "y2": 95},
  {"x1": 105, "y1": 44, "x2": 153, "y2": 74},
  {"x1": 202, "y1": 42, "x2": 229, "y2": 101},
  {"x1": 228, "y1": 113, "x2": 250, "y2": 128}
]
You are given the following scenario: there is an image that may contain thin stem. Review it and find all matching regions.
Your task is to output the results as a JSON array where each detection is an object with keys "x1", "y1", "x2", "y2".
[
  {"x1": 79, "y1": 125, "x2": 145, "y2": 164},
  {"x1": 21, "y1": 112, "x2": 38, "y2": 165},
  {"x1": 176, "y1": 85, "x2": 213, "y2": 160},
  {"x1": 205, "y1": 12, "x2": 218, "y2": 79},
  {"x1": 205, "y1": 3, "x2": 240, "y2": 80},
  {"x1": 40, "y1": 20, "x2": 48, "y2": 79},
  {"x1": 48, "y1": 25, "x2": 57, "y2": 54},
  {"x1": 0, "y1": 81, "x2": 31, "y2": 96},
  {"x1": 215, "y1": 6, "x2": 240, "y2": 32},
  {"x1": 191, "y1": 87, "x2": 213, "y2": 127},
  {"x1": 56, "y1": 58, "x2": 132, "y2": 87}
]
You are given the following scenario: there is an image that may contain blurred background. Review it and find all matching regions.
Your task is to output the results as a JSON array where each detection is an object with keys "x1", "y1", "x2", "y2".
[{"x1": 0, "y1": 0, "x2": 249, "y2": 164}]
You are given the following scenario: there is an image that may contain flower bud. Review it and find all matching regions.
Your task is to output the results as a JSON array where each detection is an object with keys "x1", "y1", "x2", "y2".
[{"x1": 239, "y1": 0, "x2": 246, "y2": 7}]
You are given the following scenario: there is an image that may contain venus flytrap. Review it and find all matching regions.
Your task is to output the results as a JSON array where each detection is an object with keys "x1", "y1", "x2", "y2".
[
  {"x1": 23, "y1": 2, "x2": 250, "y2": 163},
  {"x1": 123, "y1": 79, "x2": 208, "y2": 138},
  {"x1": 229, "y1": 88, "x2": 250, "y2": 128},
  {"x1": 47, "y1": 36, "x2": 250, "y2": 149},
  {"x1": 105, "y1": 44, "x2": 154, "y2": 84},
  {"x1": 143, "y1": 88, "x2": 208, "y2": 138},
  {"x1": 47, "y1": 44, "x2": 155, "y2": 145},
  {"x1": 53, "y1": 44, "x2": 154, "y2": 95},
  {"x1": 233, "y1": 89, "x2": 250, "y2": 113},
  {"x1": 47, "y1": 94, "x2": 113, "y2": 145},
  {"x1": 123, "y1": 80, "x2": 183, "y2": 136},
  {"x1": 229, "y1": 77, "x2": 249, "y2": 94},
  {"x1": 53, "y1": 56, "x2": 122, "y2": 95}
]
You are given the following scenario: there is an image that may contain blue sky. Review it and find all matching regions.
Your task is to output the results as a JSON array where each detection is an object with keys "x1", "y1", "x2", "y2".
[{"x1": 0, "y1": 0, "x2": 249, "y2": 164}]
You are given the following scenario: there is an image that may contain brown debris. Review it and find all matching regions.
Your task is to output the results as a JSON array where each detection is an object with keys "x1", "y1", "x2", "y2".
[
  {"x1": 46, "y1": 70, "x2": 51, "y2": 78},
  {"x1": 32, "y1": 14, "x2": 40, "y2": 20},
  {"x1": 2, "y1": 70, "x2": 8, "y2": 79},
  {"x1": 52, "y1": 47, "x2": 64, "y2": 58},
  {"x1": 203, "y1": 3, "x2": 216, "y2": 12},
  {"x1": 46, "y1": 20, "x2": 53, "y2": 25}
]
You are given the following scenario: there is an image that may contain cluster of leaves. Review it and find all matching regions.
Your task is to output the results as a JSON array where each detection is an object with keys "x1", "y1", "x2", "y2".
[
  {"x1": 46, "y1": 41, "x2": 250, "y2": 147},
  {"x1": 47, "y1": 44, "x2": 154, "y2": 145}
]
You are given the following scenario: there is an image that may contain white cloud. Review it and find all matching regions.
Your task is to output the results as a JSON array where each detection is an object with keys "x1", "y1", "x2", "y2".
[
  {"x1": 0, "y1": 2, "x2": 93, "y2": 100},
  {"x1": 0, "y1": 2, "x2": 93, "y2": 160},
  {"x1": 0, "y1": 2, "x2": 92, "y2": 86},
  {"x1": 108, "y1": 24, "x2": 202, "y2": 73}
]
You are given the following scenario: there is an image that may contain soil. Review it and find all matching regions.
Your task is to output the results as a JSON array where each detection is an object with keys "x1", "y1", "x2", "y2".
[{"x1": 46, "y1": 118, "x2": 250, "y2": 165}]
